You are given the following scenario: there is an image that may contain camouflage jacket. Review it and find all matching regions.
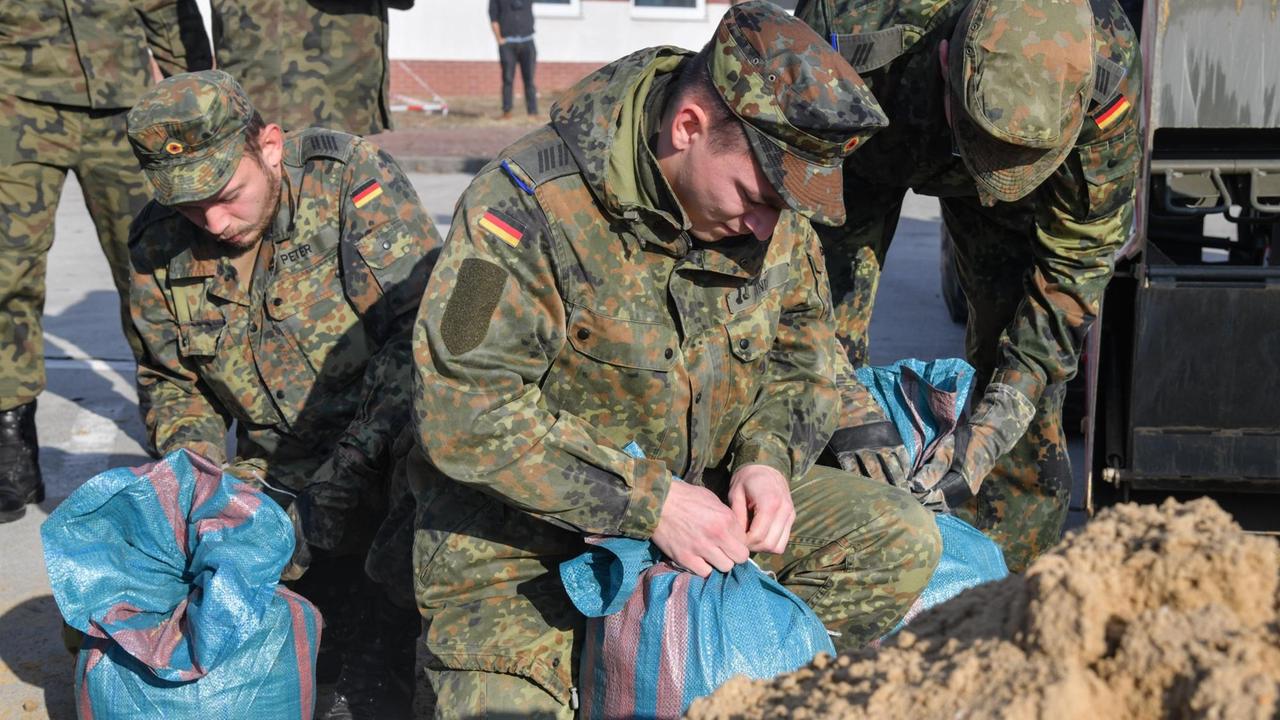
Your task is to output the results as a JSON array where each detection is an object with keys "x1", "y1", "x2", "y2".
[
  {"x1": 210, "y1": 0, "x2": 395, "y2": 134},
  {"x1": 130, "y1": 128, "x2": 440, "y2": 491},
  {"x1": 410, "y1": 47, "x2": 839, "y2": 695},
  {"x1": 0, "y1": 0, "x2": 208, "y2": 109},
  {"x1": 416, "y1": 45, "x2": 839, "y2": 538},
  {"x1": 796, "y1": 0, "x2": 1142, "y2": 412}
]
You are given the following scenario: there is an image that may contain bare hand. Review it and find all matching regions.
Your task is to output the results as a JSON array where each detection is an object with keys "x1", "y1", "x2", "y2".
[
  {"x1": 650, "y1": 480, "x2": 749, "y2": 577},
  {"x1": 727, "y1": 464, "x2": 794, "y2": 555}
]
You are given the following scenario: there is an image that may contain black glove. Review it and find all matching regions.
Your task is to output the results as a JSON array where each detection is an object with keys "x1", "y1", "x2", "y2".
[
  {"x1": 828, "y1": 420, "x2": 911, "y2": 488},
  {"x1": 294, "y1": 445, "x2": 379, "y2": 552}
]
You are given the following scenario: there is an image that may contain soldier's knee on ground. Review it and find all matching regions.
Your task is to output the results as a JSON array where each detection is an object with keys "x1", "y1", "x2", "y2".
[
  {"x1": 427, "y1": 668, "x2": 572, "y2": 720},
  {"x1": 777, "y1": 468, "x2": 941, "y2": 650}
]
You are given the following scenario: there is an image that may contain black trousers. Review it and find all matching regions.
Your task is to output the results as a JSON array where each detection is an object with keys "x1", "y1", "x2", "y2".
[{"x1": 499, "y1": 40, "x2": 537, "y2": 114}]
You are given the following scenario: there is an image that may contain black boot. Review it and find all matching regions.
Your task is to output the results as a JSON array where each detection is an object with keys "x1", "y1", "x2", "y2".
[
  {"x1": 0, "y1": 400, "x2": 44, "y2": 523},
  {"x1": 322, "y1": 590, "x2": 421, "y2": 720}
]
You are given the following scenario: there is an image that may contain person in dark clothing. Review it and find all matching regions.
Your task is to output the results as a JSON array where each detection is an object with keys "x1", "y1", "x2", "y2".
[{"x1": 489, "y1": 0, "x2": 537, "y2": 118}]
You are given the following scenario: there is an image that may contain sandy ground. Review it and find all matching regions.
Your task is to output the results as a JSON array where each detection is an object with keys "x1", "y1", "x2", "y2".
[{"x1": 689, "y1": 498, "x2": 1280, "y2": 720}]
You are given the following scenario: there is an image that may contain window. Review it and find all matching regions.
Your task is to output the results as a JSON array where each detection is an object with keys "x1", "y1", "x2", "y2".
[
  {"x1": 631, "y1": 0, "x2": 706, "y2": 21},
  {"x1": 534, "y1": 0, "x2": 581, "y2": 18}
]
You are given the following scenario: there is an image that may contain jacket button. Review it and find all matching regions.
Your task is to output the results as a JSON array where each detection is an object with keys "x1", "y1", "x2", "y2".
[
  {"x1": 272, "y1": 297, "x2": 283, "y2": 307},
  {"x1": 382, "y1": 240, "x2": 392, "y2": 250},
  {"x1": 664, "y1": 347, "x2": 674, "y2": 359},
  {"x1": 577, "y1": 328, "x2": 590, "y2": 340},
  {"x1": 738, "y1": 338, "x2": 750, "y2": 350},
  {"x1": 695, "y1": 392, "x2": 702, "y2": 404},
  {"x1": 250, "y1": 322, "x2": 259, "y2": 333},
  {"x1": 275, "y1": 390, "x2": 284, "y2": 399}
]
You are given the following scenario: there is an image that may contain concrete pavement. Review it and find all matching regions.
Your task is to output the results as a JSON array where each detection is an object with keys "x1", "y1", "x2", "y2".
[{"x1": 0, "y1": 174, "x2": 974, "y2": 718}]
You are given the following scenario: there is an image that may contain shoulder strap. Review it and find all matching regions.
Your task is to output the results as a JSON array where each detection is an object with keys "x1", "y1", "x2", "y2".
[
  {"x1": 1090, "y1": 53, "x2": 1127, "y2": 107},
  {"x1": 832, "y1": 25, "x2": 914, "y2": 73},
  {"x1": 502, "y1": 133, "x2": 581, "y2": 193},
  {"x1": 495, "y1": 131, "x2": 594, "y2": 305}
]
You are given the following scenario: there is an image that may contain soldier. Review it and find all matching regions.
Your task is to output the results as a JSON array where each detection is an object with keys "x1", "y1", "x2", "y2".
[
  {"x1": 209, "y1": 0, "x2": 413, "y2": 135},
  {"x1": 126, "y1": 70, "x2": 438, "y2": 719},
  {"x1": 0, "y1": 0, "x2": 210, "y2": 524},
  {"x1": 795, "y1": 0, "x2": 1142, "y2": 570},
  {"x1": 410, "y1": 3, "x2": 941, "y2": 716}
]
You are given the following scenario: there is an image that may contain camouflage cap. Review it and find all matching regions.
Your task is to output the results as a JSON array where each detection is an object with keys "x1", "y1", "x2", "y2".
[
  {"x1": 709, "y1": 0, "x2": 887, "y2": 226},
  {"x1": 126, "y1": 70, "x2": 256, "y2": 206},
  {"x1": 949, "y1": 0, "x2": 1095, "y2": 202}
]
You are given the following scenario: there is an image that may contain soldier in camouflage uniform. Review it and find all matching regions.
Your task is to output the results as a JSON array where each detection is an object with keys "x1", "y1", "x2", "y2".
[
  {"x1": 209, "y1": 0, "x2": 413, "y2": 135},
  {"x1": 795, "y1": 0, "x2": 1142, "y2": 571},
  {"x1": 0, "y1": 0, "x2": 210, "y2": 523},
  {"x1": 410, "y1": 3, "x2": 941, "y2": 717},
  {"x1": 126, "y1": 71, "x2": 438, "y2": 719}
]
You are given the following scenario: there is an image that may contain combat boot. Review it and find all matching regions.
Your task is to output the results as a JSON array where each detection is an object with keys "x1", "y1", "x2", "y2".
[
  {"x1": 322, "y1": 591, "x2": 421, "y2": 720},
  {"x1": 0, "y1": 400, "x2": 45, "y2": 523}
]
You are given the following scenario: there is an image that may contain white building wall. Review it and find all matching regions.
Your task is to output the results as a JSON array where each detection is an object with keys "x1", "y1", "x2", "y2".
[
  {"x1": 388, "y1": 1, "x2": 735, "y2": 63},
  {"x1": 194, "y1": 0, "x2": 738, "y2": 65}
]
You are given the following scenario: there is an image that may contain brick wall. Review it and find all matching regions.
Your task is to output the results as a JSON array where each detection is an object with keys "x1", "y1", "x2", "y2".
[{"x1": 390, "y1": 59, "x2": 604, "y2": 100}]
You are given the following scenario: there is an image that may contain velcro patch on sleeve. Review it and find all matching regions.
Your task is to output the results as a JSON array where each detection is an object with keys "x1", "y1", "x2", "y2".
[
  {"x1": 440, "y1": 258, "x2": 509, "y2": 356},
  {"x1": 352, "y1": 179, "x2": 384, "y2": 208},
  {"x1": 477, "y1": 210, "x2": 524, "y2": 247}
]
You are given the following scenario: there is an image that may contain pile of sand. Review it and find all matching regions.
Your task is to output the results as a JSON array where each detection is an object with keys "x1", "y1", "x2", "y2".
[{"x1": 689, "y1": 499, "x2": 1280, "y2": 720}]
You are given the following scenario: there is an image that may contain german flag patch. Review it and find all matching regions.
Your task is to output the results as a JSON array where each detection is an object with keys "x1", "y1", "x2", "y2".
[
  {"x1": 1094, "y1": 94, "x2": 1131, "y2": 131},
  {"x1": 352, "y1": 179, "x2": 383, "y2": 209},
  {"x1": 477, "y1": 210, "x2": 523, "y2": 247}
]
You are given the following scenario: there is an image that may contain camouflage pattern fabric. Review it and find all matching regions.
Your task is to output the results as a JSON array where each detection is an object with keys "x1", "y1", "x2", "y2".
[
  {"x1": 127, "y1": 70, "x2": 256, "y2": 206},
  {"x1": 0, "y1": 0, "x2": 207, "y2": 110},
  {"x1": 795, "y1": 0, "x2": 1142, "y2": 571},
  {"x1": 424, "y1": 666, "x2": 572, "y2": 720},
  {"x1": 129, "y1": 127, "x2": 441, "y2": 516},
  {"x1": 210, "y1": 0, "x2": 397, "y2": 135},
  {"x1": 707, "y1": 2, "x2": 887, "y2": 226},
  {"x1": 0, "y1": 0, "x2": 207, "y2": 410},
  {"x1": 410, "y1": 6, "x2": 934, "y2": 710}
]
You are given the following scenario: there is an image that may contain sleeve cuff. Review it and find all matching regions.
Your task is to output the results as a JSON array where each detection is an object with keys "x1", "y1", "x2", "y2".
[
  {"x1": 615, "y1": 457, "x2": 672, "y2": 539},
  {"x1": 730, "y1": 438, "x2": 793, "y2": 483}
]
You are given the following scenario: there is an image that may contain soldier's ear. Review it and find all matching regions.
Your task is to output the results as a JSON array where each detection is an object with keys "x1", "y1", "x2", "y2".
[
  {"x1": 666, "y1": 100, "x2": 711, "y2": 153},
  {"x1": 259, "y1": 123, "x2": 285, "y2": 169}
]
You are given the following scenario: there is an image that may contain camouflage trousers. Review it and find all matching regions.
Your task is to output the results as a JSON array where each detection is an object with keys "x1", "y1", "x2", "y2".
[
  {"x1": 0, "y1": 95, "x2": 149, "y2": 410},
  {"x1": 413, "y1": 459, "x2": 941, "y2": 718},
  {"x1": 821, "y1": 190, "x2": 1072, "y2": 572}
]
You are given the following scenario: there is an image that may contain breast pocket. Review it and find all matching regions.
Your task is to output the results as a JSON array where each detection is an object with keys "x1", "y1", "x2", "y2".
[
  {"x1": 713, "y1": 286, "x2": 784, "y2": 444},
  {"x1": 263, "y1": 257, "x2": 370, "y2": 424},
  {"x1": 177, "y1": 318, "x2": 224, "y2": 360},
  {"x1": 543, "y1": 305, "x2": 682, "y2": 455}
]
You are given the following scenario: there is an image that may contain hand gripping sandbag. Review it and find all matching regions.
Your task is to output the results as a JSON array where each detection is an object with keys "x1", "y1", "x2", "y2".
[
  {"x1": 561, "y1": 442, "x2": 834, "y2": 720},
  {"x1": 41, "y1": 449, "x2": 322, "y2": 719},
  {"x1": 855, "y1": 359, "x2": 1009, "y2": 632}
]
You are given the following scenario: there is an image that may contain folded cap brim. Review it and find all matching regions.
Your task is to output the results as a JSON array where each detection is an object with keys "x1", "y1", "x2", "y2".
[
  {"x1": 951, "y1": 91, "x2": 1084, "y2": 203},
  {"x1": 144, "y1": 134, "x2": 248, "y2": 206},
  {"x1": 743, "y1": 123, "x2": 846, "y2": 226}
]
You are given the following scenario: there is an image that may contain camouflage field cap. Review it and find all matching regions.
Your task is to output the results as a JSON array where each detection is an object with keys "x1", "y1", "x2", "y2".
[
  {"x1": 709, "y1": 0, "x2": 887, "y2": 226},
  {"x1": 127, "y1": 70, "x2": 255, "y2": 206},
  {"x1": 949, "y1": 0, "x2": 1095, "y2": 202}
]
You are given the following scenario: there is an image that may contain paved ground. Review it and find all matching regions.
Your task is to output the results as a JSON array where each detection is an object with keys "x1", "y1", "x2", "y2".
[{"x1": 0, "y1": 165, "x2": 1073, "y2": 718}]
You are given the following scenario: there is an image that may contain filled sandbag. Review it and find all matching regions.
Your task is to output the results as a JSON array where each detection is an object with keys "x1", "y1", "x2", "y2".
[{"x1": 42, "y1": 449, "x2": 321, "y2": 719}]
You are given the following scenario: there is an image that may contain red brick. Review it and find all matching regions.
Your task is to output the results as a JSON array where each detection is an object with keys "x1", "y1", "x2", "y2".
[{"x1": 389, "y1": 59, "x2": 603, "y2": 100}]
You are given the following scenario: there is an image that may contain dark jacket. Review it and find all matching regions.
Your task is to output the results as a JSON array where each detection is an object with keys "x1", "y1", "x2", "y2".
[{"x1": 489, "y1": 0, "x2": 535, "y2": 38}]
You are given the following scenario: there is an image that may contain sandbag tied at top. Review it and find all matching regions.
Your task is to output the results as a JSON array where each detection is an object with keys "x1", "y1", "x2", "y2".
[{"x1": 41, "y1": 449, "x2": 321, "y2": 720}]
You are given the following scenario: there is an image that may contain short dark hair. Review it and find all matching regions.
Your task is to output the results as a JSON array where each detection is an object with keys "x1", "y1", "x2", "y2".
[
  {"x1": 669, "y1": 43, "x2": 749, "y2": 154},
  {"x1": 241, "y1": 110, "x2": 268, "y2": 168}
]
